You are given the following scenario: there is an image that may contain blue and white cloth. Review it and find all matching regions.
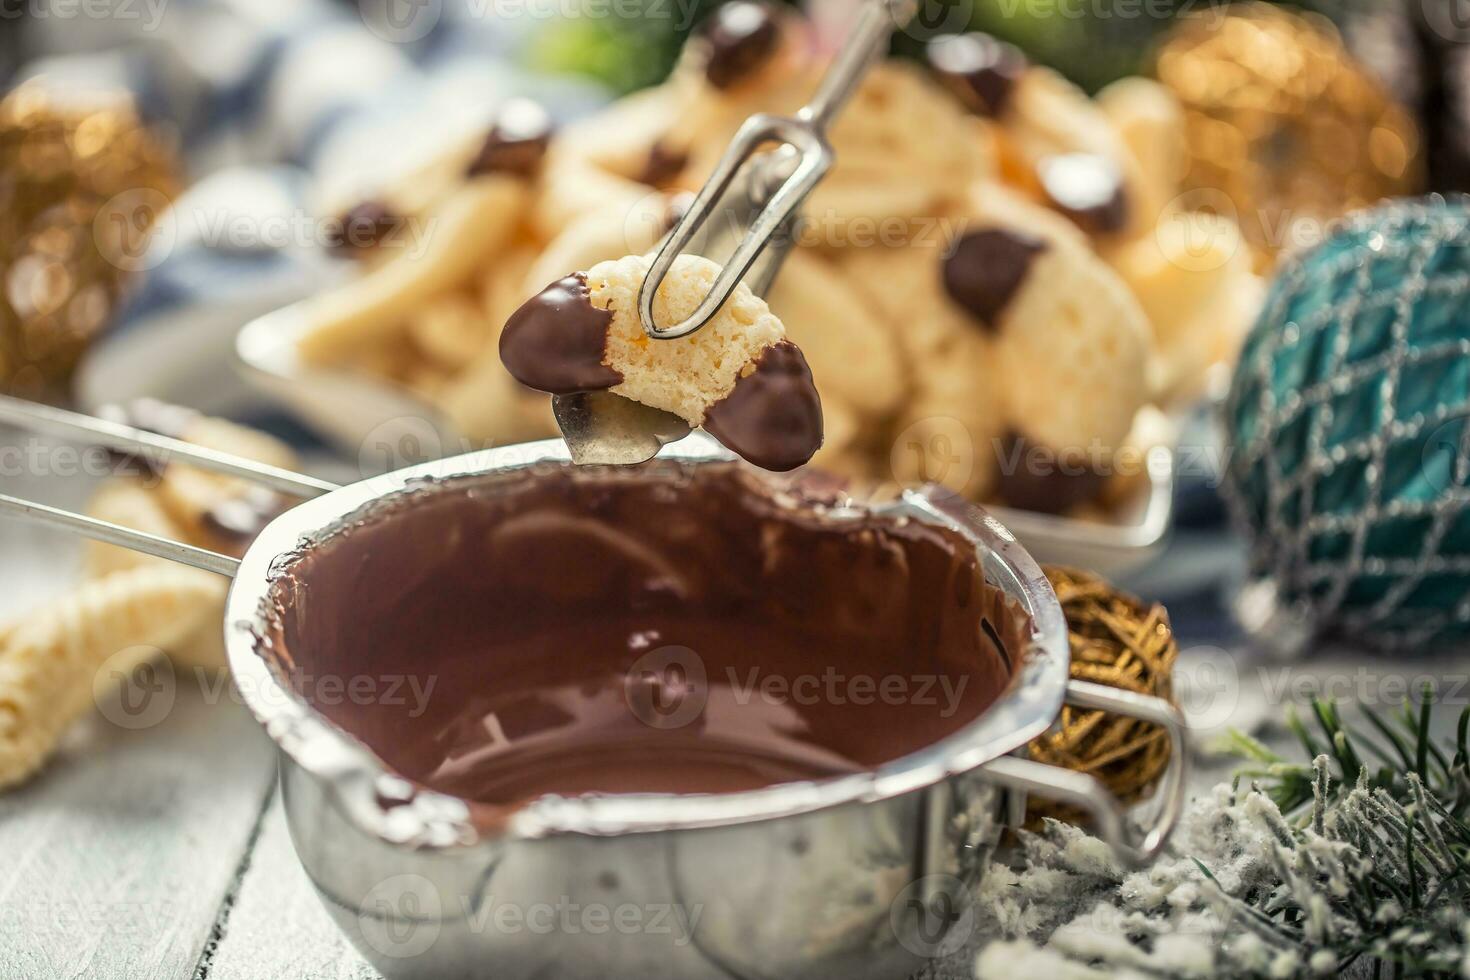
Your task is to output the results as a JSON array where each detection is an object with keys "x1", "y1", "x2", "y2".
[{"x1": 17, "y1": 0, "x2": 608, "y2": 421}]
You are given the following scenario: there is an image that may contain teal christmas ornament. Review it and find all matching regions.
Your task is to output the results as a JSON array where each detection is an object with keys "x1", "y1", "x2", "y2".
[{"x1": 1222, "y1": 197, "x2": 1470, "y2": 651}]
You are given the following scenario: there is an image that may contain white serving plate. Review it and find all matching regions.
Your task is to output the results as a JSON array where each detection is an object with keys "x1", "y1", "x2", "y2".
[
  {"x1": 989, "y1": 445, "x2": 1174, "y2": 578},
  {"x1": 235, "y1": 301, "x2": 461, "y2": 469}
]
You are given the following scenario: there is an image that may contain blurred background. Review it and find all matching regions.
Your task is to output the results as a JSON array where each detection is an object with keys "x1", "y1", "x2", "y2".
[{"x1": 1, "y1": 0, "x2": 1463, "y2": 412}]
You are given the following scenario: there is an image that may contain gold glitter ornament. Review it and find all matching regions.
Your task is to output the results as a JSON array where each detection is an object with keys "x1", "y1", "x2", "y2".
[
  {"x1": 1027, "y1": 567, "x2": 1178, "y2": 825},
  {"x1": 0, "y1": 84, "x2": 180, "y2": 398},
  {"x1": 1155, "y1": 2, "x2": 1420, "y2": 266}
]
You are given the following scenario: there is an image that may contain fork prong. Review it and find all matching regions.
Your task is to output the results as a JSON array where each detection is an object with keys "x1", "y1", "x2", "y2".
[
  {"x1": 638, "y1": 114, "x2": 829, "y2": 340},
  {"x1": 0, "y1": 492, "x2": 239, "y2": 577},
  {"x1": 0, "y1": 395, "x2": 335, "y2": 498}
]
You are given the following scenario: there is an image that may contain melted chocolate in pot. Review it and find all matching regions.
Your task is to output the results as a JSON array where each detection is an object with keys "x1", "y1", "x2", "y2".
[{"x1": 259, "y1": 465, "x2": 1025, "y2": 809}]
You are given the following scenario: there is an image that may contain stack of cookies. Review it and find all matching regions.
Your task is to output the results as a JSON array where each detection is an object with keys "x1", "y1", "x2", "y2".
[{"x1": 295, "y1": 1, "x2": 1262, "y2": 516}]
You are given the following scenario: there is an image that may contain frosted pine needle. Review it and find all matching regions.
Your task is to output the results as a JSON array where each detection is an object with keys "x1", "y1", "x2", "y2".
[{"x1": 974, "y1": 696, "x2": 1470, "y2": 979}]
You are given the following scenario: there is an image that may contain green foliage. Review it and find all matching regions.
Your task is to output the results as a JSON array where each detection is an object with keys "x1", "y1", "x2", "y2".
[{"x1": 1213, "y1": 689, "x2": 1470, "y2": 978}]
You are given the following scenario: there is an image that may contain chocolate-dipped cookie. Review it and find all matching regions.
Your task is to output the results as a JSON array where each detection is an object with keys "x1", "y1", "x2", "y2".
[{"x1": 502, "y1": 253, "x2": 824, "y2": 471}]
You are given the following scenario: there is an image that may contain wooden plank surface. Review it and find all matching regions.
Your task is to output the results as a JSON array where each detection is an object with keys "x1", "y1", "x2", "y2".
[
  {"x1": 203, "y1": 794, "x2": 380, "y2": 980},
  {"x1": 0, "y1": 676, "x2": 276, "y2": 979},
  {"x1": 0, "y1": 450, "x2": 277, "y2": 980}
]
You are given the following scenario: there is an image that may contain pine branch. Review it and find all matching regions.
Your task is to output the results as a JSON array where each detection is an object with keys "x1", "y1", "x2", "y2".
[{"x1": 974, "y1": 689, "x2": 1470, "y2": 980}]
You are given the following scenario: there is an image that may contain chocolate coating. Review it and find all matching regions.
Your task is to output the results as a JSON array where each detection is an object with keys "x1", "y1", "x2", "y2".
[
  {"x1": 637, "y1": 140, "x2": 690, "y2": 188},
  {"x1": 703, "y1": 341, "x2": 823, "y2": 472},
  {"x1": 327, "y1": 200, "x2": 402, "y2": 253},
  {"x1": 1037, "y1": 154, "x2": 1129, "y2": 234},
  {"x1": 258, "y1": 464, "x2": 1023, "y2": 807},
  {"x1": 993, "y1": 430, "x2": 1107, "y2": 515},
  {"x1": 700, "y1": 1, "x2": 781, "y2": 90},
  {"x1": 466, "y1": 99, "x2": 554, "y2": 178},
  {"x1": 927, "y1": 33, "x2": 1027, "y2": 118},
  {"x1": 499, "y1": 273, "x2": 622, "y2": 395},
  {"x1": 97, "y1": 398, "x2": 199, "y2": 478},
  {"x1": 202, "y1": 485, "x2": 289, "y2": 556},
  {"x1": 942, "y1": 228, "x2": 1047, "y2": 329}
]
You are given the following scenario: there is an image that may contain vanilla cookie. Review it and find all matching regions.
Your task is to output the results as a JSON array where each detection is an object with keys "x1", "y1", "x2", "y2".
[
  {"x1": 802, "y1": 61, "x2": 991, "y2": 234},
  {"x1": 297, "y1": 177, "x2": 528, "y2": 365},
  {"x1": 524, "y1": 193, "x2": 678, "y2": 303},
  {"x1": 838, "y1": 233, "x2": 983, "y2": 370},
  {"x1": 530, "y1": 95, "x2": 680, "y2": 241},
  {"x1": 152, "y1": 415, "x2": 297, "y2": 557},
  {"x1": 1095, "y1": 76, "x2": 1187, "y2": 231},
  {"x1": 1107, "y1": 209, "x2": 1262, "y2": 399},
  {"x1": 927, "y1": 35, "x2": 1142, "y2": 238},
  {"x1": 435, "y1": 345, "x2": 560, "y2": 446},
  {"x1": 843, "y1": 179, "x2": 1151, "y2": 478},
  {"x1": 83, "y1": 408, "x2": 296, "y2": 668},
  {"x1": 325, "y1": 97, "x2": 554, "y2": 252},
  {"x1": 888, "y1": 329, "x2": 1005, "y2": 501},
  {"x1": 648, "y1": 2, "x2": 813, "y2": 179},
  {"x1": 84, "y1": 480, "x2": 188, "y2": 579},
  {"x1": 501, "y1": 253, "x2": 823, "y2": 470},
  {"x1": 765, "y1": 247, "x2": 906, "y2": 419},
  {"x1": 407, "y1": 291, "x2": 493, "y2": 370},
  {"x1": 0, "y1": 565, "x2": 222, "y2": 790}
]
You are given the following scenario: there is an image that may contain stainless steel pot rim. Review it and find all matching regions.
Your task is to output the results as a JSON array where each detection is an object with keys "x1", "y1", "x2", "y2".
[{"x1": 222, "y1": 434, "x2": 1072, "y2": 849}]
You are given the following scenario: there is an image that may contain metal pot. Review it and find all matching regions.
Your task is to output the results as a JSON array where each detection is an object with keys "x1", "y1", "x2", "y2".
[{"x1": 218, "y1": 436, "x2": 1187, "y2": 980}]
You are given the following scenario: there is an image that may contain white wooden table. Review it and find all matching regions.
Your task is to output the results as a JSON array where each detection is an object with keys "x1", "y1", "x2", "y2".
[{"x1": 1, "y1": 448, "x2": 1455, "y2": 980}]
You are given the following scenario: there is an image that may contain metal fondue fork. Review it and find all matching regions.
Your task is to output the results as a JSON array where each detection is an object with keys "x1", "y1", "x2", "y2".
[
  {"x1": 0, "y1": 394, "x2": 334, "y2": 577},
  {"x1": 552, "y1": 0, "x2": 914, "y2": 465}
]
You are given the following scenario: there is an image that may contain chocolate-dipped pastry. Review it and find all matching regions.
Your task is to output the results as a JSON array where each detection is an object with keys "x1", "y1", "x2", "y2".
[
  {"x1": 637, "y1": 141, "x2": 690, "y2": 188},
  {"x1": 703, "y1": 341, "x2": 823, "y2": 472},
  {"x1": 700, "y1": 1, "x2": 781, "y2": 90},
  {"x1": 259, "y1": 464, "x2": 1025, "y2": 807},
  {"x1": 326, "y1": 200, "x2": 402, "y2": 254},
  {"x1": 97, "y1": 398, "x2": 199, "y2": 478},
  {"x1": 499, "y1": 274, "x2": 623, "y2": 395},
  {"x1": 1037, "y1": 154, "x2": 1129, "y2": 234},
  {"x1": 926, "y1": 32, "x2": 1028, "y2": 118},
  {"x1": 993, "y1": 430, "x2": 1108, "y2": 515},
  {"x1": 466, "y1": 99, "x2": 554, "y2": 178},
  {"x1": 942, "y1": 228, "x2": 1047, "y2": 329}
]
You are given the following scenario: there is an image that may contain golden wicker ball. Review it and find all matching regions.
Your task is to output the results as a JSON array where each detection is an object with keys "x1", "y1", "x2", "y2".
[
  {"x1": 1028, "y1": 566, "x2": 1179, "y2": 824},
  {"x1": 1155, "y1": 2, "x2": 1420, "y2": 267},
  {"x1": 0, "y1": 85, "x2": 179, "y2": 398}
]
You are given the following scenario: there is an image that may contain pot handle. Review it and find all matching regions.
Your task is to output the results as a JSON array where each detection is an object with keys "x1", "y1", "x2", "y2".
[{"x1": 980, "y1": 679, "x2": 1188, "y2": 867}]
